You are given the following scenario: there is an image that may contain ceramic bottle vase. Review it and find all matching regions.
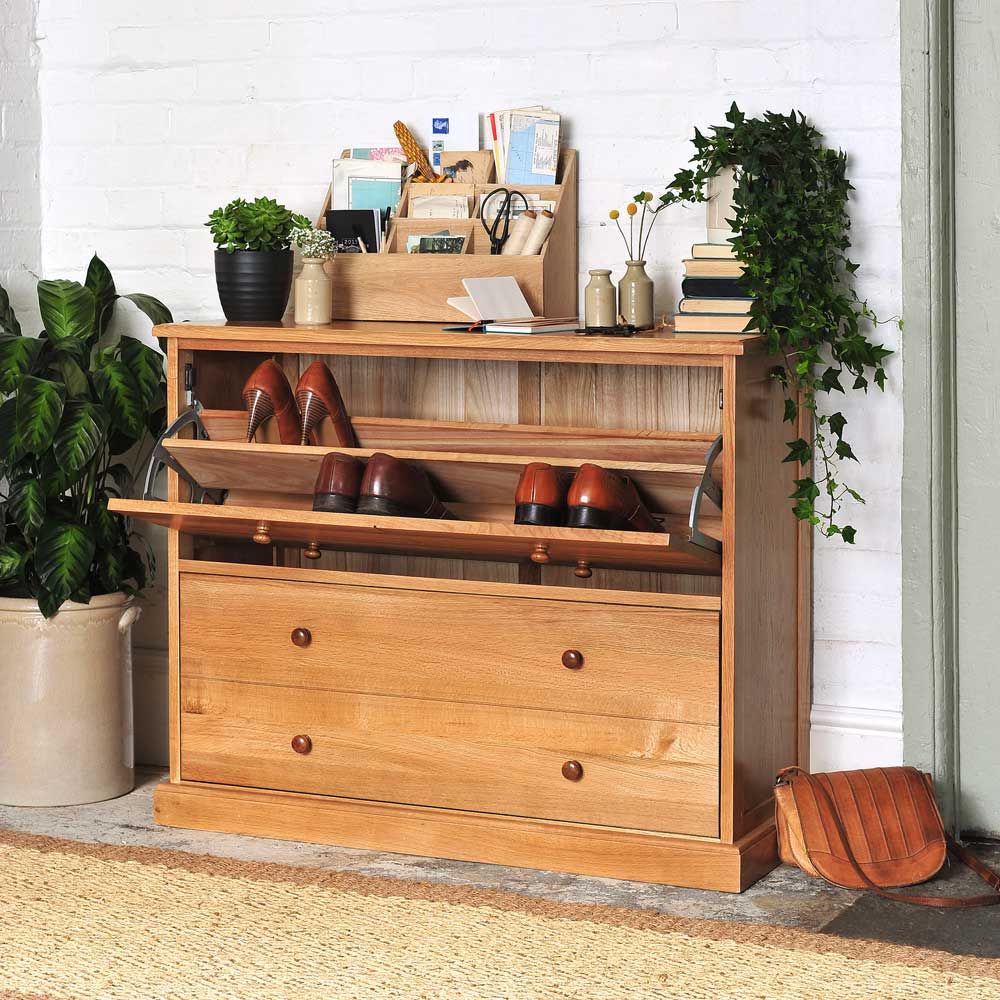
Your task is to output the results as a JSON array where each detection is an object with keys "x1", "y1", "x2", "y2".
[
  {"x1": 618, "y1": 260, "x2": 654, "y2": 330},
  {"x1": 294, "y1": 257, "x2": 333, "y2": 325},
  {"x1": 584, "y1": 269, "x2": 616, "y2": 328}
]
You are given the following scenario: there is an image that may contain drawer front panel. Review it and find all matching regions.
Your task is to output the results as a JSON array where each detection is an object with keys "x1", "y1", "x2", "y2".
[
  {"x1": 180, "y1": 573, "x2": 720, "y2": 725},
  {"x1": 180, "y1": 677, "x2": 720, "y2": 837}
]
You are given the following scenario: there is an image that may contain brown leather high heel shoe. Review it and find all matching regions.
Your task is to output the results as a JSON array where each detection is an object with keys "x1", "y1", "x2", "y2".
[
  {"x1": 294, "y1": 360, "x2": 357, "y2": 448},
  {"x1": 241, "y1": 359, "x2": 302, "y2": 445}
]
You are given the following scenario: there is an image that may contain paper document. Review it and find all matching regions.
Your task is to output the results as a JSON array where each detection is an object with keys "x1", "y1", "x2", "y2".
[{"x1": 461, "y1": 276, "x2": 533, "y2": 322}]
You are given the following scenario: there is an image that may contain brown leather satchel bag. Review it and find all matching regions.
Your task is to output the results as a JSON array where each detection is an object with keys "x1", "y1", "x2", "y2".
[{"x1": 774, "y1": 766, "x2": 1000, "y2": 907}]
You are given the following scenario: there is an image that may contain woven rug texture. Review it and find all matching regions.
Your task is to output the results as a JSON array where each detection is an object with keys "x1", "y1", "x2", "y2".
[{"x1": 1, "y1": 828, "x2": 998, "y2": 1000}]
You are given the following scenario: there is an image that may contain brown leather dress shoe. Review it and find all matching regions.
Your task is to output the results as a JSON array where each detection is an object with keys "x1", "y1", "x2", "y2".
[
  {"x1": 242, "y1": 359, "x2": 302, "y2": 445},
  {"x1": 312, "y1": 452, "x2": 365, "y2": 513},
  {"x1": 294, "y1": 360, "x2": 357, "y2": 448},
  {"x1": 356, "y1": 453, "x2": 455, "y2": 519},
  {"x1": 514, "y1": 462, "x2": 571, "y2": 526},
  {"x1": 566, "y1": 464, "x2": 664, "y2": 533}
]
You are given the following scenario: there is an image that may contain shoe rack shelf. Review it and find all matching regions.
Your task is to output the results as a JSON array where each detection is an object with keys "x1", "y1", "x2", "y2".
[
  {"x1": 147, "y1": 437, "x2": 721, "y2": 577},
  {"x1": 112, "y1": 321, "x2": 810, "y2": 894}
]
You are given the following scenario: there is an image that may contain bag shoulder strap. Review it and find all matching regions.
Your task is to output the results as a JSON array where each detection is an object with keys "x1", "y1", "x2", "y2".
[{"x1": 784, "y1": 767, "x2": 1000, "y2": 908}]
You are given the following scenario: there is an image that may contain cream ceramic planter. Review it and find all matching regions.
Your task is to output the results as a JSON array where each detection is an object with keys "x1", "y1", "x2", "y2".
[{"x1": 0, "y1": 592, "x2": 139, "y2": 806}]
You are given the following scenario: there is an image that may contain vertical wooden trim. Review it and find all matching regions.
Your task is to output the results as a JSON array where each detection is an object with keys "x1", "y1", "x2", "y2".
[
  {"x1": 719, "y1": 357, "x2": 737, "y2": 843},
  {"x1": 796, "y1": 396, "x2": 813, "y2": 771},
  {"x1": 900, "y1": 0, "x2": 959, "y2": 828}
]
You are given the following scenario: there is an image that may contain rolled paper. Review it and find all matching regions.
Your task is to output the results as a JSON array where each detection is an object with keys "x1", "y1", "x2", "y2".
[
  {"x1": 501, "y1": 211, "x2": 535, "y2": 256},
  {"x1": 520, "y1": 209, "x2": 554, "y2": 255}
]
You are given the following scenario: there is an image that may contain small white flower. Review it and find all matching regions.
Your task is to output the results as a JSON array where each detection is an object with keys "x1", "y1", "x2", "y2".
[{"x1": 291, "y1": 226, "x2": 337, "y2": 260}]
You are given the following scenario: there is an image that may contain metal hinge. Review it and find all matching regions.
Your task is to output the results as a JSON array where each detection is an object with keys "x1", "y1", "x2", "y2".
[{"x1": 718, "y1": 387, "x2": 724, "y2": 410}]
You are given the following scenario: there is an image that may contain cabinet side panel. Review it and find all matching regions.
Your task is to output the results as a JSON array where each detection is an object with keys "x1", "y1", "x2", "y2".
[{"x1": 731, "y1": 345, "x2": 802, "y2": 837}]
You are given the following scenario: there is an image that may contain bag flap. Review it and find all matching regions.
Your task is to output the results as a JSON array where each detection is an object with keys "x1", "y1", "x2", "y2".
[{"x1": 779, "y1": 766, "x2": 947, "y2": 889}]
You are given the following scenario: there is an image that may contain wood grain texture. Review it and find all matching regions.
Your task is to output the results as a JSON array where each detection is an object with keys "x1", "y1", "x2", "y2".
[
  {"x1": 178, "y1": 559, "x2": 722, "y2": 609},
  {"x1": 109, "y1": 499, "x2": 723, "y2": 576},
  {"x1": 153, "y1": 782, "x2": 776, "y2": 891},
  {"x1": 179, "y1": 677, "x2": 719, "y2": 836},
  {"x1": 179, "y1": 572, "x2": 721, "y2": 724},
  {"x1": 729, "y1": 343, "x2": 801, "y2": 838}
]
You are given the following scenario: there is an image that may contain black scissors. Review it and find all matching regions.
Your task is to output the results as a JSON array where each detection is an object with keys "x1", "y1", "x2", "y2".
[{"x1": 480, "y1": 188, "x2": 529, "y2": 255}]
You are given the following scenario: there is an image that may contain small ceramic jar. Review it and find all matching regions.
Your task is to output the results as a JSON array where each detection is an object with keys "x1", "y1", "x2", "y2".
[
  {"x1": 584, "y1": 269, "x2": 616, "y2": 327},
  {"x1": 294, "y1": 257, "x2": 333, "y2": 325}
]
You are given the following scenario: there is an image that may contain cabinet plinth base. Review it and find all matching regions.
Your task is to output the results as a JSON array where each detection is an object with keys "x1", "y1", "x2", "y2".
[{"x1": 153, "y1": 780, "x2": 778, "y2": 893}]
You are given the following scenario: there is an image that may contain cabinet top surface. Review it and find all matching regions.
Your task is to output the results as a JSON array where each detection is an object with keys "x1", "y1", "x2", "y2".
[{"x1": 156, "y1": 320, "x2": 760, "y2": 361}]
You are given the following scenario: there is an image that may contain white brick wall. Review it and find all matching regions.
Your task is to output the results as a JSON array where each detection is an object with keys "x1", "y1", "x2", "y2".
[
  {"x1": 0, "y1": 0, "x2": 41, "y2": 328},
  {"x1": 31, "y1": 0, "x2": 903, "y2": 767}
]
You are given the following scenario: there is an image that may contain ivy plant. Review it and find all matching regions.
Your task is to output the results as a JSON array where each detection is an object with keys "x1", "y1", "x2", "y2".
[
  {"x1": 206, "y1": 196, "x2": 311, "y2": 253},
  {"x1": 659, "y1": 104, "x2": 896, "y2": 542},
  {"x1": 0, "y1": 256, "x2": 172, "y2": 617}
]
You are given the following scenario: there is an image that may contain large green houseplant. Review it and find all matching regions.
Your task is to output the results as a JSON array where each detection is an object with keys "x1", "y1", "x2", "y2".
[
  {"x1": 0, "y1": 255, "x2": 171, "y2": 617},
  {"x1": 658, "y1": 105, "x2": 896, "y2": 543}
]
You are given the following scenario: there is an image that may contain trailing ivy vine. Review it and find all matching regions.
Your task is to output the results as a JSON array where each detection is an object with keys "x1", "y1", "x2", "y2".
[{"x1": 658, "y1": 104, "x2": 895, "y2": 543}]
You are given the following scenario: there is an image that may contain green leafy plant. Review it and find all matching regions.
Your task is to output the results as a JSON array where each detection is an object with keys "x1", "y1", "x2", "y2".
[
  {"x1": 0, "y1": 256, "x2": 172, "y2": 617},
  {"x1": 658, "y1": 104, "x2": 896, "y2": 543},
  {"x1": 206, "y1": 197, "x2": 311, "y2": 253}
]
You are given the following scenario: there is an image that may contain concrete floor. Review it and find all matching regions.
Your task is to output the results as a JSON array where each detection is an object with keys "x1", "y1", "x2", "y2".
[{"x1": 2, "y1": 768, "x2": 998, "y2": 954}]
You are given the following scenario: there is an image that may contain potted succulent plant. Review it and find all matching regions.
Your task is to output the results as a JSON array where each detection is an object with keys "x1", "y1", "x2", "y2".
[
  {"x1": 0, "y1": 256, "x2": 172, "y2": 806},
  {"x1": 206, "y1": 196, "x2": 311, "y2": 322}
]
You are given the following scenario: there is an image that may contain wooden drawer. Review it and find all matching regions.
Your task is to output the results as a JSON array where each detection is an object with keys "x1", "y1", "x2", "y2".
[
  {"x1": 179, "y1": 573, "x2": 720, "y2": 725},
  {"x1": 180, "y1": 677, "x2": 720, "y2": 836}
]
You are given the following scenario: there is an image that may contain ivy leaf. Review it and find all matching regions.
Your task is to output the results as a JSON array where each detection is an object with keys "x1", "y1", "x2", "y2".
[
  {"x1": 0, "y1": 335, "x2": 44, "y2": 393},
  {"x1": 37, "y1": 279, "x2": 96, "y2": 344},
  {"x1": 0, "y1": 541, "x2": 28, "y2": 584},
  {"x1": 783, "y1": 438, "x2": 812, "y2": 465},
  {"x1": 54, "y1": 400, "x2": 108, "y2": 475},
  {"x1": 820, "y1": 367, "x2": 845, "y2": 394},
  {"x1": 120, "y1": 336, "x2": 164, "y2": 409},
  {"x1": 841, "y1": 526, "x2": 857, "y2": 544},
  {"x1": 34, "y1": 520, "x2": 96, "y2": 616},
  {"x1": 15, "y1": 375, "x2": 65, "y2": 457},
  {"x1": 790, "y1": 477, "x2": 820, "y2": 502},
  {"x1": 93, "y1": 359, "x2": 144, "y2": 440},
  {"x1": 85, "y1": 254, "x2": 118, "y2": 337},
  {"x1": 828, "y1": 412, "x2": 847, "y2": 440},
  {"x1": 835, "y1": 439, "x2": 858, "y2": 462},
  {"x1": 8, "y1": 476, "x2": 45, "y2": 539},
  {"x1": 782, "y1": 398, "x2": 797, "y2": 423}
]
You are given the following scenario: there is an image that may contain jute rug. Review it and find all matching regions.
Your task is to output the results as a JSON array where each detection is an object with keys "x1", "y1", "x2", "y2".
[{"x1": 1, "y1": 827, "x2": 998, "y2": 1000}]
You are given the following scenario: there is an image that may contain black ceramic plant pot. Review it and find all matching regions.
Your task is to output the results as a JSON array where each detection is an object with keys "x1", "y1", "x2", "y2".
[{"x1": 214, "y1": 249, "x2": 293, "y2": 322}]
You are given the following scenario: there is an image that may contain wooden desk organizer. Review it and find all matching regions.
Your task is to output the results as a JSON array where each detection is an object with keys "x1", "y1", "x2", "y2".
[
  {"x1": 315, "y1": 150, "x2": 578, "y2": 322},
  {"x1": 111, "y1": 321, "x2": 811, "y2": 893}
]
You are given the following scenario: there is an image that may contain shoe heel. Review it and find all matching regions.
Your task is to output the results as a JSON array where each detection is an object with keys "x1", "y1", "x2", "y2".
[
  {"x1": 312, "y1": 493, "x2": 358, "y2": 514},
  {"x1": 356, "y1": 495, "x2": 410, "y2": 518},
  {"x1": 566, "y1": 506, "x2": 622, "y2": 530},
  {"x1": 242, "y1": 388, "x2": 275, "y2": 442},
  {"x1": 514, "y1": 502, "x2": 564, "y2": 527},
  {"x1": 296, "y1": 389, "x2": 329, "y2": 446}
]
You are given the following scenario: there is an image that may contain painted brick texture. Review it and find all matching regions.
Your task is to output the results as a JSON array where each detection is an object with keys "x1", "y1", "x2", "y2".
[{"x1": 30, "y1": 0, "x2": 903, "y2": 765}]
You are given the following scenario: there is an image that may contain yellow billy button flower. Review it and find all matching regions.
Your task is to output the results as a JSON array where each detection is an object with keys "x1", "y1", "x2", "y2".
[
  {"x1": 609, "y1": 209, "x2": 620, "y2": 220},
  {"x1": 644, "y1": 191, "x2": 654, "y2": 202},
  {"x1": 626, "y1": 203, "x2": 638, "y2": 216}
]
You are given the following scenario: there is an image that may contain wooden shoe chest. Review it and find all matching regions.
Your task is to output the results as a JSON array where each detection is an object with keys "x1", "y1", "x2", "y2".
[{"x1": 112, "y1": 321, "x2": 810, "y2": 892}]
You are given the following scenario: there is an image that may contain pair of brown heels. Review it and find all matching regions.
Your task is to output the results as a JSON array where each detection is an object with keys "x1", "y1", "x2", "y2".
[{"x1": 241, "y1": 359, "x2": 357, "y2": 448}]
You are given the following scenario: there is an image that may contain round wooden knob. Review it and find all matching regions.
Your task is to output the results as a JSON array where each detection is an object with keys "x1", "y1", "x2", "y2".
[
  {"x1": 562, "y1": 760, "x2": 584, "y2": 781},
  {"x1": 530, "y1": 542, "x2": 550, "y2": 564},
  {"x1": 561, "y1": 649, "x2": 584, "y2": 670},
  {"x1": 291, "y1": 734, "x2": 312, "y2": 755},
  {"x1": 304, "y1": 541, "x2": 322, "y2": 560},
  {"x1": 574, "y1": 560, "x2": 592, "y2": 579},
  {"x1": 252, "y1": 521, "x2": 271, "y2": 545},
  {"x1": 291, "y1": 627, "x2": 312, "y2": 648}
]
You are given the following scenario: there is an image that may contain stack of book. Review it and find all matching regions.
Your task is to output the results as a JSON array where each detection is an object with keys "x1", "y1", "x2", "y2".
[{"x1": 674, "y1": 243, "x2": 756, "y2": 337}]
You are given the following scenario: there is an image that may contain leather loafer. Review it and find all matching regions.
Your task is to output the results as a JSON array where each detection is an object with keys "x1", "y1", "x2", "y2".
[
  {"x1": 312, "y1": 452, "x2": 365, "y2": 513},
  {"x1": 356, "y1": 453, "x2": 455, "y2": 519},
  {"x1": 242, "y1": 359, "x2": 302, "y2": 445},
  {"x1": 566, "y1": 464, "x2": 664, "y2": 533},
  {"x1": 514, "y1": 462, "x2": 571, "y2": 526},
  {"x1": 295, "y1": 360, "x2": 357, "y2": 448}
]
